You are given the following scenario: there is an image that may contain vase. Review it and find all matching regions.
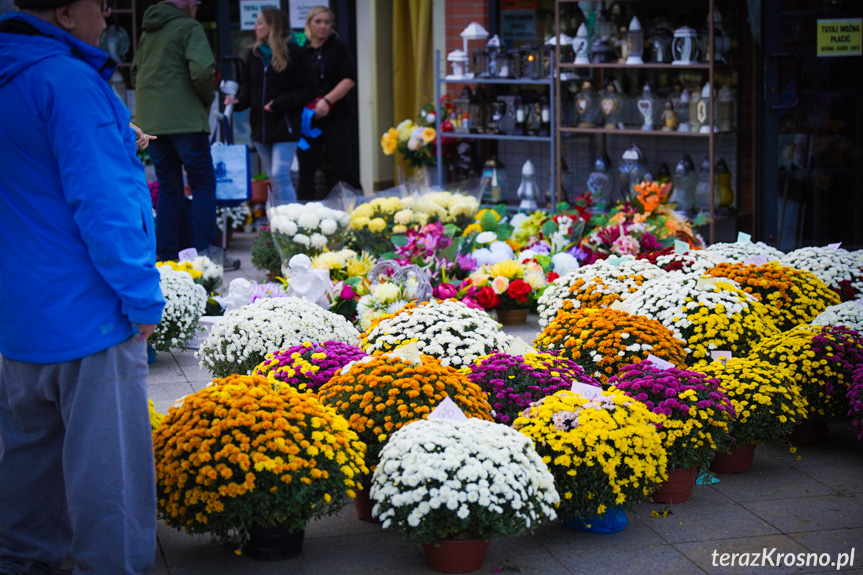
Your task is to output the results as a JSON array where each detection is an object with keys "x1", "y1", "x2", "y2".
[
  {"x1": 243, "y1": 525, "x2": 304, "y2": 561},
  {"x1": 561, "y1": 506, "x2": 628, "y2": 533},
  {"x1": 496, "y1": 307, "x2": 529, "y2": 325},
  {"x1": 422, "y1": 539, "x2": 489, "y2": 573},
  {"x1": 709, "y1": 443, "x2": 756, "y2": 474},
  {"x1": 651, "y1": 467, "x2": 697, "y2": 504},
  {"x1": 353, "y1": 484, "x2": 381, "y2": 523},
  {"x1": 787, "y1": 420, "x2": 828, "y2": 447}
]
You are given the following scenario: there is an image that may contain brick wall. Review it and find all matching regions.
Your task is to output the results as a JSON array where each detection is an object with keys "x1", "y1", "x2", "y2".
[{"x1": 445, "y1": 2, "x2": 490, "y2": 54}]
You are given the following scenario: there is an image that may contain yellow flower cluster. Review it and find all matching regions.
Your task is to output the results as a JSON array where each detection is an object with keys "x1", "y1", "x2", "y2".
[
  {"x1": 157, "y1": 260, "x2": 203, "y2": 279},
  {"x1": 149, "y1": 399, "x2": 165, "y2": 430},
  {"x1": 311, "y1": 249, "x2": 376, "y2": 280},
  {"x1": 403, "y1": 191, "x2": 480, "y2": 229},
  {"x1": 513, "y1": 389, "x2": 668, "y2": 519},
  {"x1": 533, "y1": 308, "x2": 687, "y2": 383},
  {"x1": 152, "y1": 374, "x2": 368, "y2": 538},
  {"x1": 705, "y1": 262, "x2": 840, "y2": 331},
  {"x1": 317, "y1": 353, "x2": 493, "y2": 465},
  {"x1": 348, "y1": 197, "x2": 426, "y2": 255},
  {"x1": 698, "y1": 357, "x2": 808, "y2": 445}
]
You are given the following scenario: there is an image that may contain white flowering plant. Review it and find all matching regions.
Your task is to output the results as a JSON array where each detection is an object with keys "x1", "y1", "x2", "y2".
[
  {"x1": 536, "y1": 257, "x2": 664, "y2": 329},
  {"x1": 653, "y1": 249, "x2": 722, "y2": 275},
  {"x1": 370, "y1": 419, "x2": 559, "y2": 544},
  {"x1": 360, "y1": 299, "x2": 513, "y2": 368},
  {"x1": 267, "y1": 201, "x2": 350, "y2": 262},
  {"x1": 150, "y1": 266, "x2": 207, "y2": 353},
  {"x1": 216, "y1": 203, "x2": 251, "y2": 231},
  {"x1": 780, "y1": 246, "x2": 863, "y2": 302},
  {"x1": 197, "y1": 297, "x2": 360, "y2": 378},
  {"x1": 812, "y1": 301, "x2": 863, "y2": 332},
  {"x1": 705, "y1": 241, "x2": 785, "y2": 264}
]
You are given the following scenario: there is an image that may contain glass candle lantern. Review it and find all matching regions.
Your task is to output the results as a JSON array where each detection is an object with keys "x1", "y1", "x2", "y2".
[
  {"x1": 586, "y1": 152, "x2": 614, "y2": 206},
  {"x1": 717, "y1": 85, "x2": 734, "y2": 132},
  {"x1": 672, "y1": 26, "x2": 699, "y2": 65},
  {"x1": 714, "y1": 158, "x2": 734, "y2": 208},
  {"x1": 698, "y1": 82, "x2": 715, "y2": 133},
  {"x1": 670, "y1": 153, "x2": 697, "y2": 212},
  {"x1": 575, "y1": 80, "x2": 600, "y2": 128},
  {"x1": 526, "y1": 98, "x2": 542, "y2": 135},
  {"x1": 513, "y1": 95, "x2": 527, "y2": 135},
  {"x1": 660, "y1": 101, "x2": 677, "y2": 131},
  {"x1": 649, "y1": 23, "x2": 674, "y2": 63},
  {"x1": 677, "y1": 89, "x2": 691, "y2": 132},
  {"x1": 486, "y1": 34, "x2": 503, "y2": 77},
  {"x1": 694, "y1": 156, "x2": 712, "y2": 213},
  {"x1": 600, "y1": 82, "x2": 623, "y2": 129},
  {"x1": 619, "y1": 144, "x2": 648, "y2": 201},
  {"x1": 637, "y1": 82, "x2": 657, "y2": 130},
  {"x1": 446, "y1": 49, "x2": 469, "y2": 79},
  {"x1": 452, "y1": 86, "x2": 473, "y2": 133},
  {"x1": 626, "y1": 16, "x2": 644, "y2": 64},
  {"x1": 481, "y1": 156, "x2": 507, "y2": 205},
  {"x1": 474, "y1": 49, "x2": 490, "y2": 78},
  {"x1": 487, "y1": 100, "x2": 506, "y2": 134},
  {"x1": 688, "y1": 89, "x2": 702, "y2": 133},
  {"x1": 539, "y1": 95, "x2": 551, "y2": 137}
]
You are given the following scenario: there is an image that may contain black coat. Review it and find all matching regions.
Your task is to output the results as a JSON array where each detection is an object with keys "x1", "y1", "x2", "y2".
[
  {"x1": 303, "y1": 34, "x2": 356, "y2": 119},
  {"x1": 235, "y1": 42, "x2": 317, "y2": 144}
]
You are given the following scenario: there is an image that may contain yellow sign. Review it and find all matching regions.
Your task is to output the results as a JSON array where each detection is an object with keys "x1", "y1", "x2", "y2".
[{"x1": 817, "y1": 19, "x2": 862, "y2": 57}]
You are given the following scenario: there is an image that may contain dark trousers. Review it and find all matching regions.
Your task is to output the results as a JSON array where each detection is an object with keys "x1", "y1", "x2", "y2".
[
  {"x1": 148, "y1": 132, "x2": 218, "y2": 261},
  {"x1": 296, "y1": 113, "x2": 362, "y2": 201}
]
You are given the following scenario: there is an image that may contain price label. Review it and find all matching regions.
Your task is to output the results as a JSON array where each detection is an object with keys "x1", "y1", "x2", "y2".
[
  {"x1": 645, "y1": 354, "x2": 674, "y2": 370},
  {"x1": 571, "y1": 381, "x2": 603, "y2": 399},
  {"x1": 610, "y1": 300, "x2": 631, "y2": 313},
  {"x1": 696, "y1": 277, "x2": 720, "y2": 290},
  {"x1": 854, "y1": 299, "x2": 863, "y2": 306},
  {"x1": 605, "y1": 256, "x2": 626, "y2": 267},
  {"x1": 743, "y1": 255, "x2": 769, "y2": 266},
  {"x1": 178, "y1": 248, "x2": 198, "y2": 262},
  {"x1": 711, "y1": 350, "x2": 732, "y2": 364},
  {"x1": 828, "y1": 242, "x2": 842, "y2": 252},
  {"x1": 427, "y1": 396, "x2": 468, "y2": 421},
  {"x1": 736, "y1": 232, "x2": 751, "y2": 244},
  {"x1": 674, "y1": 240, "x2": 690, "y2": 254},
  {"x1": 507, "y1": 336, "x2": 538, "y2": 357},
  {"x1": 390, "y1": 341, "x2": 422, "y2": 365}
]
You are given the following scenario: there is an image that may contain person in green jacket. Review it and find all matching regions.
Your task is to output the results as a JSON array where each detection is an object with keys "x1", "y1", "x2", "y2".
[{"x1": 131, "y1": 0, "x2": 220, "y2": 263}]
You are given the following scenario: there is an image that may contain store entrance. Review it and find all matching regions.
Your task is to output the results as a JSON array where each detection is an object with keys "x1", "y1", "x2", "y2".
[{"x1": 760, "y1": 0, "x2": 863, "y2": 250}]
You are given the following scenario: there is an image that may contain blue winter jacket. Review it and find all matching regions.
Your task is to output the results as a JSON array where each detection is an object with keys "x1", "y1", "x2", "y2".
[{"x1": 0, "y1": 12, "x2": 165, "y2": 364}]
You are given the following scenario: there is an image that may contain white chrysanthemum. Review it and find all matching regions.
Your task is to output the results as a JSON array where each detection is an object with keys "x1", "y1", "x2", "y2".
[
  {"x1": 655, "y1": 249, "x2": 722, "y2": 275},
  {"x1": 705, "y1": 241, "x2": 785, "y2": 264},
  {"x1": 811, "y1": 301, "x2": 863, "y2": 332},
  {"x1": 319, "y1": 218, "x2": 338, "y2": 235},
  {"x1": 780, "y1": 246, "x2": 863, "y2": 298},
  {"x1": 297, "y1": 211, "x2": 320, "y2": 230},
  {"x1": 293, "y1": 233, "x2": 310, "y2": 246},
  {"x1": 310, "y1": 233, "x2": 328, "y2": 249},
  {"x1": 151, "y1": 266, "x2": 206, "y2": 353},
  {"x1": 371, "y1": 282, "x2": 401, "y2": 303}
]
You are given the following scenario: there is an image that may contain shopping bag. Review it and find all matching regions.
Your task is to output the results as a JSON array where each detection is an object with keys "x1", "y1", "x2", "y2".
[{"x1": 211, "y1": 143, "x2": 250, "y2": 201}]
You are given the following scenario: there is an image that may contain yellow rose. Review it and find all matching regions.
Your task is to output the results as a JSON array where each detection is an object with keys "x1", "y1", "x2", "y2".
[
  {"x1": 381, "y1": 135, "x2": 397, "y2": 156},
  {"x1": 491, "y1": 276, "x2": 510, "y2": 295},
  {"x1": 368, "y1": 217, "x2": 387, "y2": 233},
  {"x1": 421, "y1": 127, "x2": 436, "y2": 144}
]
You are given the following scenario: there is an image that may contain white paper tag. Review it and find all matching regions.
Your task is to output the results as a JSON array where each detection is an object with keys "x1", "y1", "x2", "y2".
[
  {"x1": 606, "y1": 256, "x2": 626, "y2": 267},
  {"x1": 610, "y1": 299, "x2": 631, "y2": 313},
  {"x1": 743, "y1": 255, "x2": 769, "y2": 266},
  {"x1": 696, "y1": 277, "x2": 720, "y2": 290},
  {"x1": 645, "y1": 354, "x2": 674, "y2": 370},
  {"x1": 854, "y1": 299, "x2": 863, "y2": 306},
  {"x1": 427, "y1": 396, "x2": 468, "y2": 421},
  {"x1": 507, "y1": 336, "x2": 538, "y2": 357},
  {"x1": 178, "y1": 248, "x2": 198, "y2": 262},
  {"x1": 736, "y1": 232, "x2": 751, "y2": 244},
  {"x1": 828, "y1": 242, "x2": 842, "y2": 252},
  {"x1": 711, "y1": 350, "x2": 732, "y2": 364},
  {"x1": 674, "y1": 240, "x2": 690, "y2": 254},
  {"x1": 571, "y1": 380, "x2": 603, "y2": 399},
  {"x1": 390, "y1": 341, "x2": 422, "y2": 365}
]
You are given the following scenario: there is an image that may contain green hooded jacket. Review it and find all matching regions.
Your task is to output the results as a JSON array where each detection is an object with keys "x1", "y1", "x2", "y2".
[{"x1": 131, "y1": 2, "x2": 215, "y2": 135}]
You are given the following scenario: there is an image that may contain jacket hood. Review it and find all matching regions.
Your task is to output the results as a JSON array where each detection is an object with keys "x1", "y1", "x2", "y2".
[
  {"x1": 142, "y1": 2, "x2": 188, "y2": 33},
  {"x1": 0, "y1": 12, "x2": 114, "y2": 89}
]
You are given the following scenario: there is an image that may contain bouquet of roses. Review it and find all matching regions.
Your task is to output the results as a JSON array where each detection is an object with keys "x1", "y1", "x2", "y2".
[
  {"x1": 469, "y1": 258, "x2": 548, "y2": 310},
  {"x1": 253, "y1": 340, "x2": 368, "y2": 392},
  {"x1": 150, "y1": 265, "x2": 207, "y2": 352},
  {"x1": 812, "y1": 301, "x2": 863, "y2": 333},
  {"x1": 780, "y1": 246, "x2": 863, "y2": 301},
  {"x1": 268, "y1": 201, "x2": 350, "y2": 262},
  {"x1": 380, "y1": 116, "x2": 438, "y2": 168}
]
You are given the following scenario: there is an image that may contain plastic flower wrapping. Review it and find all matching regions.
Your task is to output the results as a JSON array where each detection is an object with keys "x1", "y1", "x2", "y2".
[
  {"x1": 267, "y1": 201, "x2": 350, "y2": 261},
  {"x1": 153, "y1": 374, "x2": 368, "y2": 540},
  {"x1": 360, "y1": 299, "x2": 512, "y2": 368},
  {"x1": 348, "y1": 196, "x2": 427, "y2": 256},
  {"x1": 704, "y1": 241, "x2": 785, "y2": 264},
  {"x1": 533, "y1": 307, "x2": 686, "y2": 383},
  {"x1": 353, "y1": 261, "x2": 432, "y2": 331},
  {"x1": 317, "y1": 353, "x2": 493, "y2": 465},
  {"x1": 197, "y1": 297, "x2": 360, "y2": 378},
  {"x1": 465, "y1": 351, "x2": 601, "y2": 425},
  {"x1": 370, "y1": 419, "x2": 559, "y2": 544},
  {"x1": 811, "y1": 300, "x2": 863, "y2": 333},
  {"x1": 253, "y1": 340, "x2": 368, "y2": 392},
  {"x1": 536, "y1": 257, "x2": 664, "y2": 329},
  {"x1": 513, "y1": 388, "x2": 668, "y2": 520},
  {"x1": 698, "y1": 357, "x2": 808, "y2": 446},
  {"x1": 150, "y1": 266, "x2": 207, "y2": 353},
  {"x1": 609, "y1": 362, "x2": 736, "y2": 470},
  {"x1": 625, "y1": 274, "x2": 780, "y2": 367},
  {"x1": 749, "y1": 325, "x2": 863, "y2": 421},
  {"x1": 780, "y1": 246, "x2": 863, "y2": 301},
  {"x1": 705, "y1": 262, "x2": 840, "y2": 331},
  {"x1": 158, "y1": 256, "x2": 223, "y2": 294},
  {"x1": 848, "y1": 363, "x2": 863, "y2": 440},
  {"x1": 468, "y1": 258, "x2": 548, "y2": 310},
  {"x1": 401, "y1": 190, "x2": 480, "y2": 230}
]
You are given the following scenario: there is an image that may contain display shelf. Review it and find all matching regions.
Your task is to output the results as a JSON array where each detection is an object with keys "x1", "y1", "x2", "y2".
[
  {"x1": 560, "y1": 62, "x2": 711, "y2": 70},
  {"x1": 441, "y1": 133, "x2": 553, "y2": 143},
  {"x1": 559, "y1": 127, "x2": 711, "y2": 137},
  {"x1": 441, "y1": 77, "x2": 553, "y2": 86}
]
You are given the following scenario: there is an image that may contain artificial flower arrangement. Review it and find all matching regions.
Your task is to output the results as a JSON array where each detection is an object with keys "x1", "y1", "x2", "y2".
[
  {"x1": 625, "y1": 273, "x2": 780, "y2": 368},
  {"x1": 468, "y1": 258, "x2": 548, "y2": 310},
  {"x1": 393, "y1": 221, "x2": 468, "y2": 285},
  {"x1": 848, "y1": 363, "x2": 863, "y2": 440},
  {"x1": 267, "y1": 201, "x2": 351, "y2": 261},
  {"x1": 749, "y1": 325, "x2": 863, "y2": 421},
  {"x1": 380, "y1": 118, "x2": 438, "y2": 168},
  {"x1": 149, "y1": 265, "x2": 207, "y2": 353},
  {"x1": 432, "y1": 278, "x2": 482, "y2": 310},
  {"x1": 465, "y1": 351, "x2": 601, "y2": 425},
  {"x1": 780, "y1": 246, "x2": 863, "y2": 301},
  {"x1": 609, "y1": 362, "x2": 736, "y2": 470},
  {"x1": 317, "y1": 353, "x2": 493, "y2": 466},
  {"x1": 509, "y1": 211, "x2": 548, "y2": 251},
  {"x1": 370, "y1": 419, "x2": 559, "y2": 545},
  {"x1": 513, "y1": 388, "x2": 668, "y2": 522},
  {"x1": 536, "y1": 257, "x2": 664, "y2": 329},
  {"x1": 310, "y1": 249, "x2": 377, "y2": 322},
  {"x1": 253, "y1": 340, "x2": 368, "y2": 392},
  {"x1": 359, "y1": 299, "x2": 513, "y2": 368},
  {"x1": 197, "y1": 297, "x2": 360, "y2": 378},
  {"x1": 353, "y1": 261, "x2": 432, "y2": 331},
  {"x1": 469, "y1": 232, "x2": 516, "y2": 267},
  {"x1": 533, "y1": 307, "x2": 687, "y2": 383},
  {"x1": 348, "y1": 196, "x2": 427, "y2": 257},
  {"x1": 705, "y1": 240, "x2": 785, "y2": 264},
  {"x1": 812, "y1": 300, "x2": 863, "y2": 333},
  {"x1": 152, "y1": 374, "x2": 368, "y2": 544},
  {"x1": 705, "y1": 262, "x2": 840, "y2": 331},
  {"x1": 698, "y1": 357, "x2": 808, "y2": 447}
]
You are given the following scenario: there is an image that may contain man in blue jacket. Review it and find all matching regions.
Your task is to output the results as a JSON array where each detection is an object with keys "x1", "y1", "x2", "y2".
[{"x1": 0, "y1": 0, "x2": 165, "y2": 573}]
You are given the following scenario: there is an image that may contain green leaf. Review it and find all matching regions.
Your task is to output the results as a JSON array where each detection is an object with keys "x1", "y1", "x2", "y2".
[
  {"x1": 380, "y1": 251, "x2": 396, "y2": 260},
  {"x1": 444, "y1": 224, "x2": 459, "y2": 238},
  {"x1": 390, "y1": 235, "x2": 409, "y2": 247},
  {"x1": 492, "y1": 204, "x2": 508, "y2": 218},
  {"x1": 496, "y1": 223, "x2": 514, "y2": 240},
  {"x1": 540, "y1": 220, "x2": 558, "y2": 237},
  {"x1": 480, "y1": 210, "x2": 500, "y2": 231},
  {"x1": 556, "y1": 202, "x2": 571, "y2": 212}
]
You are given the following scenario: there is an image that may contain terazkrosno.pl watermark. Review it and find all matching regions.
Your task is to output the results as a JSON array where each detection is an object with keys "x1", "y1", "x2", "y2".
[{"x1": 711, "y1": 548, "x2": 856, "y2": 570}]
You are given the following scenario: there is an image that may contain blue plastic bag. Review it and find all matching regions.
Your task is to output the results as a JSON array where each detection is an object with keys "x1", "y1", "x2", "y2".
[{"x1": 562, "y1": 507, "x2": 628, "y2": 534}]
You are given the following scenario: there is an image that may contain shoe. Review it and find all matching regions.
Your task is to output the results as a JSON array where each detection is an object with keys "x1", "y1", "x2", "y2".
[{"x1": 226, "y1": 258, "x2": 241, "y2": 271}]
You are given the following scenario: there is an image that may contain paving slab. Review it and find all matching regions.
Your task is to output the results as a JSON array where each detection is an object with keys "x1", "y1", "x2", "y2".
[
  {"x1": 636, "y1": 501, "x2": 780, "y2": 544},
  {"x1": 676, "y1": 534, "x2": 822, "y2": 575},
  {"x1": 743, "y1": 494, "x2": 863, "y2": 533},
  {"x1": 553, "y1": 542, "x2": 706, "y2": 575},
  {"x1": 533, "y1": 514, "x2": 666, "y2": 554},
  {"x1": 789, "y1": 527, "x2": 863, "y2": 559}
]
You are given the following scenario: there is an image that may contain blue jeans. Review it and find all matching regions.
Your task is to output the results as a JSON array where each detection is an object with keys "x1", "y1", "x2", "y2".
[
  {"x1": 254, "y1": 141, "x2": 298, "y2": 204},
  {"x1": 148, "y1": 132, "x2": 218, "y2": 261},
  {"x1": 0, "y1": 337, "x2": 155, "y2": 574}
]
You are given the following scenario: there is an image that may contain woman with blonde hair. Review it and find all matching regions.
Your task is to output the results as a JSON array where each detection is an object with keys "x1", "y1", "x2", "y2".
[
  {"x1": 296, "y1": 5, "x2": 362, "y2": 200},
  {"x1": 227, "y1": 7, "x2": 316, "y2": 204}
]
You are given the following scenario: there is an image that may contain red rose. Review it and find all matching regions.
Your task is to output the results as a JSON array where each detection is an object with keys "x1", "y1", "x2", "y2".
[
  {"x1": 506, "y1": 279, "x2": 532, "y2": 303},
  {"x1": 476, "y1": 286, "x2": 501, "y2": 309},
  {"x1": 547, "y1": 272, "x2": 560, "y2": 283}
]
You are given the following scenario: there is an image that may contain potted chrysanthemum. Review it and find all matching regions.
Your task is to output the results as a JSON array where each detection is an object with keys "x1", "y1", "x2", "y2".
[
  {"x1": 812, "y1": 300, "x2": 863, "y2": 333},
  {"x1": 152, "y1": 374, "x2": 368, "y2": 560},
  {"x1": 609, "y1": 362, "x2": 736, "y2": 501},
  {"x1": 253, "y1": 340, "x2": 368, "y2": 392},
  {"x1": 370, "y1": 419, "x2": 559, "y2": 573},
  {"x1": 780, "y1": 246, "x2": 863, "y2": 301},
  {"x1": 149, "y1": 265, "x2": 207, "y2": 354},
  {"x1": 848, "y1": 363, "x2": 863, "y2": 440},
  {"x1": 699, "y1": 357, "x2": 808, "y2": 472},
  {"x1": 514, "y1": 388, "x2": 668, "y2": 532}
]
